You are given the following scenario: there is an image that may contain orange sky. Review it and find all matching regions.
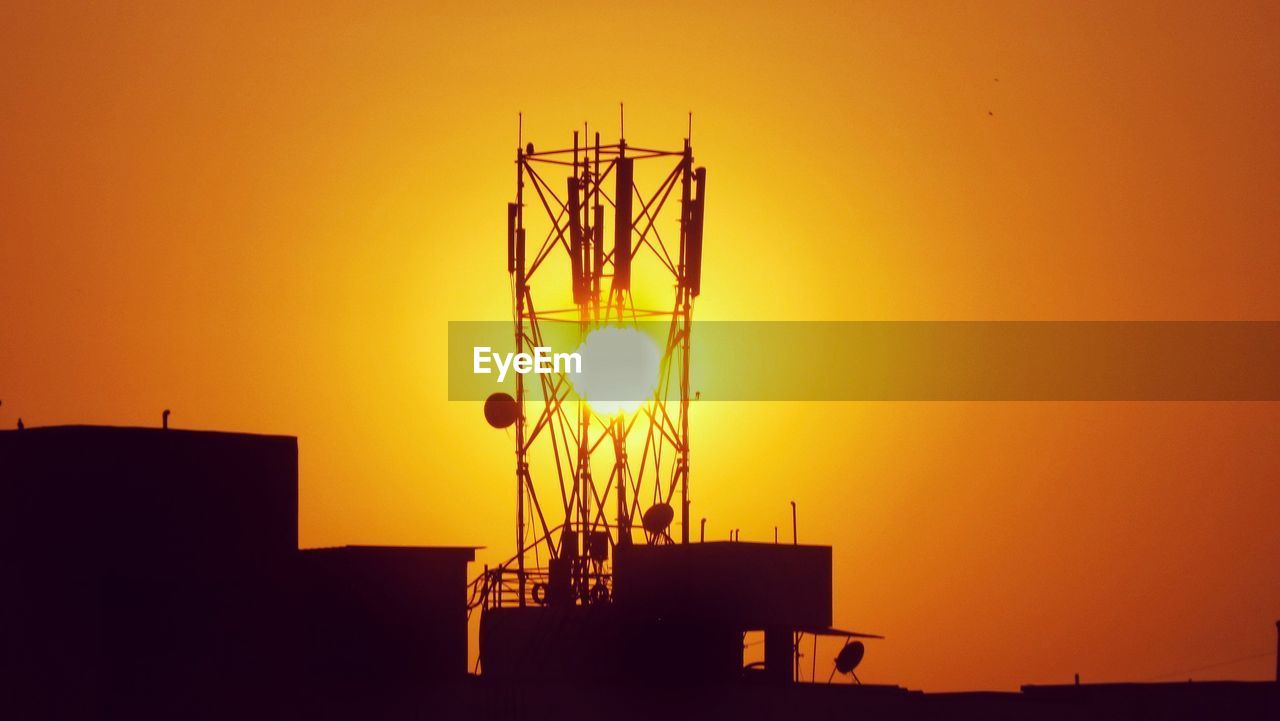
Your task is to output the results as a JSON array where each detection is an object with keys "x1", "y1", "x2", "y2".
[{"x1": 2, "y1": 1, "x2": 1278, "y2": 691}]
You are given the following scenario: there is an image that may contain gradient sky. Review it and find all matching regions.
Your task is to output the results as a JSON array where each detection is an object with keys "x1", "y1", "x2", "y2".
[{"x1": 3, "y1": 1, "x2": 1278, "y2": 691}]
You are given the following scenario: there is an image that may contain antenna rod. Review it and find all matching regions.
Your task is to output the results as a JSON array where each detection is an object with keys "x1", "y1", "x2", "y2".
[
  {"x1": 678, "y1": 137, "x2": 693, "y2": 543},
  {"x1": 514, "y1": 132, "x2": 528, "y2": 606},
  {"x1": 790, "y1": 501, "x2": 798, "y2": 544}
]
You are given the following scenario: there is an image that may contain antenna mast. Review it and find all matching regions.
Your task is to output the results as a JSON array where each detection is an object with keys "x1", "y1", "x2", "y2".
[{"x1": 486, "y1": 118, "x2": 707, "y2": 612}]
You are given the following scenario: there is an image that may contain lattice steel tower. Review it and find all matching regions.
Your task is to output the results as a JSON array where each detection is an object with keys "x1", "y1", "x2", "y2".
[{"x1": 482, "y1": 115, "x2": 706, "y2": 611}]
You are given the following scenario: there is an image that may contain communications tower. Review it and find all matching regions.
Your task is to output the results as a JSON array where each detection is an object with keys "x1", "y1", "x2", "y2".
[{"x1": 479, "y1": 116, "x2": 706, "y2": 611}]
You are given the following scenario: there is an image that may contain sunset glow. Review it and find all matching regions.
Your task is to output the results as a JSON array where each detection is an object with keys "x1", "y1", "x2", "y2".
[
  {"x1": 568, "y1": 326, "x2": 661, "y2": 417},
  {"x1": 3, "y1": 1, "x2": 1279, "y2": 692}
]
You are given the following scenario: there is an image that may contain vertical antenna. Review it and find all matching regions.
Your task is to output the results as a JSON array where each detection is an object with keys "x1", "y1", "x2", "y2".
[
  {"x1": 619, "y1": 102, "x2": 625, "y2": 141},
  {"x1": 678, "y1": 137, "x2": 693, "y2": 543},
  {"x1": 514, "y1": 130, "x2": 528, "y2": 606},
  {"x1": 791, "y1": 501, "x2": 798, "y2": 544},
  {"x1": 688, "y1": 111, "x2": 693, "y2": 142},
  {"x1": 518, "y1": 111, "x2": 522, "y2": 149}
]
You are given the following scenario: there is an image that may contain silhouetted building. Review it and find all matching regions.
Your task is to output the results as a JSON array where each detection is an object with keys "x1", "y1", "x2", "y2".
[
  {"x1": 480, "y1": 542, "x2": 833, "y2": 684},
  {"x1": 1, "y1": 426, "x2": 298, "y2": 717},
  {"x1": 0, "y1": 425, "x2": 297, "y2": 566},
  {"x1": 5, "y1": 424, "x2": 1276, "y2": 721},
  {"x1": 0, "y1": 425, "x2": 474, "y2": 719},
  {"x1": 295, "y1": 545, "x2": 476, "y2": 685}
]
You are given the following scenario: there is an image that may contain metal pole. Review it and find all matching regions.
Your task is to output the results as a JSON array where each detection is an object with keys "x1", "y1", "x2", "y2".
[
  {"x1": 514, "y1": 145, "x2": 527, "y2": 606},
  {"x1": 790, "y1": 501, "x2": 797, "y2": 544},
  {"x1": 794, "y1": 631, "x2": 800, "y2": 682},
  {"x1": 678, "y1": 138, "x2": 693, "y2": 544},
  {"x1": 573, "y1": 129, "x2": 593, "y2": 600},
  {"x1": 593, "y1": 132, "x2": 602, "y2": 313},
  {"x1": 616, "y1": 415, "x2": 628, "y2": 545}
]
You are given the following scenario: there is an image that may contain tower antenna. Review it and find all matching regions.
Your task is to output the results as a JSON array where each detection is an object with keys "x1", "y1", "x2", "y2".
[{"x1": 480, "y1": 119, "x2": 706, "y2": 614}]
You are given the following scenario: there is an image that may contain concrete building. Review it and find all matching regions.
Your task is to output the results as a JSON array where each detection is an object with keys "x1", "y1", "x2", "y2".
[
  {"x1": 480, "y1": 542, "x2": 834, "y2": 684},
  {"x1": 0, "y1": 425, "x2": 474, "y2": 718},
  {"x1": 295, "y1": 545, "x2": 475, "y2": 684}
]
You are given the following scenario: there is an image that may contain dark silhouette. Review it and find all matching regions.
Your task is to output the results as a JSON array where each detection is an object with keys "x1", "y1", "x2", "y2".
[
  {"x1": 3, "y1": 423, "x2": 1276, "y2": 720},
  {"x1": 481, "y1": 542, "x2": 836, "y2": 685},
  {"x1": 0, "y1": 425, "x2": 474, "y2": 720},
  {"x1": 833, "y1": 640, "x2": 865, "y2": 683},
  {"x1": 483, "y1": 392, "x2": 517, "y2": 429},
  {"x1": 296, "y1": 546, "x2": 475, "y2": 685},
  {"x1": 791, "y1": 500, "x2": 798, "y2": 544}
]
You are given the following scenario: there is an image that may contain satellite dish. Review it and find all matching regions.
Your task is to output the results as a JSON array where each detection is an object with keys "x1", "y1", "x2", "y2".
[
  {"x1": 641, "y1": 503, "x2": 674, "y2": 536},
  {"x1": 483, "y1": 392, "x2": 518, "y2": 429},
  {"x1": 834, "y1": 640, "x2": 865, "y2": 675}
]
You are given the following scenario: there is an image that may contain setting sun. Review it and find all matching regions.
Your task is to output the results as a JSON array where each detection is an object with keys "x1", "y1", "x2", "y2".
[{"x1": 568, "y1": 326, "x2": 662, "y2": 417}]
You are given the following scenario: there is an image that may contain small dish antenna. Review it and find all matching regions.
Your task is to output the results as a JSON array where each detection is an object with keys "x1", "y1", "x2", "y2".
[
  {"x1": 833, "y1": 640, "x2": 865, "y2": 684},
  {"x1": 483, "y1": 392, "x2": 518, "y2": 429},
  {"x1": 641, "y1": 502, "x2": 674, "y2": 542}
]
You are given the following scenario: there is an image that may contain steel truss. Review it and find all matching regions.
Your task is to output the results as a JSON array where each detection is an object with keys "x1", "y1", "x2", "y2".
[{"x1": 473, "y1": 126, "x2": 706, "y2": 613}]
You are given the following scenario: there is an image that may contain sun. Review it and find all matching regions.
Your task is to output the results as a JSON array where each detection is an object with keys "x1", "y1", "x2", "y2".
[{"x1": 567, "y1": 326, "x2": 662, "y2": 416}]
